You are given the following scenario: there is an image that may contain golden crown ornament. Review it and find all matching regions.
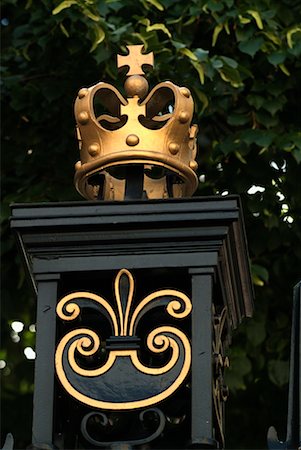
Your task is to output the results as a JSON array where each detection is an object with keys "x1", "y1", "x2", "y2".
[{"x1": 74, "y1": 45, "x2": 199, "y2": 200}]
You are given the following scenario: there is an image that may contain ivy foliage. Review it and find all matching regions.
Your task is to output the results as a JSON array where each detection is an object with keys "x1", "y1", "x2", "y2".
[{"x1": 1, "y1": 0, "x2": 301, "y2": 448}]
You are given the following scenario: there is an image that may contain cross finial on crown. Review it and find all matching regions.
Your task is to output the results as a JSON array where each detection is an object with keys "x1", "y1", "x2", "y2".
[{"x1": 117, "y1": 45, "x2": 154, "y2": 76}]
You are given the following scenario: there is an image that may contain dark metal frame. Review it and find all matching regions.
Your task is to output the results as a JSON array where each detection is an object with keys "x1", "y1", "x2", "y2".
[
  {"x1": 10, "y1": 196, "x2": 254, "y2": 449},
  {"x1": 268, "y1": 282, "x2": 301, "y2": 450}
]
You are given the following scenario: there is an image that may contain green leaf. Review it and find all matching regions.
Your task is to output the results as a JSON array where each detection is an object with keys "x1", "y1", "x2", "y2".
[
  {"x1": 183, "y1": 16, "x2": 197, "y2": 27},
  {"x1": 279, "y1": 63, "x2": 290, "y2": 76},
  {"x1": 212, "y1": 23, "x2": 223, "y2": 47},
  {"x1": 52, "y1": 0, "x2": 77, "y2": 15},
  {"x1": 193, "y1": 87, "x2": 209, "y2": 114},
  {"x1": 252, "y1": 274, "x2": 264, "y2": 286},
  {"x1": 246, "y1": 10, "x2": 264, "y2": 30},
  {"x1": 235, "y1": 151, "x2": 247, "y2": 164},
  {"x1": 262, "y1": 31, "x2": 281, "y2": 46},
  {"x1": 139, "y1": 18, "x2": 150, "y2": 27},
  {"x1": 220, "y1": 56, "x2": 238, "y2": 68},
  {"x1": 211, "y1": 57, "x2": 223, "y2": 69},
  {"x1": 191, "y1": 61, "x2": 205, "y2": 84},
  {"x1": 92, "y1": 46, "x2": 111, "y2": 64},
  {"x1": 266, "y1": 334, "x2": 289, "y2": 354},
  {"x1": 267, "y1": 51, "x2": 286, "y2": 65},
  {"x1": 90, "y1": 24, "x2": 105, "y2": 52},
  {"x1": 268, "y1": 360, "x2": 289, "y2": 387},
  {"x1": 263, "y1": 98, "x2": 285, "y2": 116},
  {"x1": 245, "y1": 317, "x2": 266, "y2": 346},
  {"x1": 255, "y1": 111, "x2": 278, "y2": 128},
  {"x1": 206, "y1": 0, "x2": 224, "y2": 12},
  {"x1": 82, "y1": 7, "x2": 100, "y2": 22},
  {"x1": 241, "y1": 129, "x2": 275, "y2": 147},
  {"x1": 218, "y1": 66, "x2": 243, "y2": 88},
  {"x1": 238, "y1": 37, "x2": 264, "y2": 57},
  {"x1": 224, "y1": 20, "x2": 230, "y2": 35},
  {"x1": 227, "y1": 113, "x2": 250, "y2": 126},
  {"x1": 291, "y1": 132, "x2": 301, "y2": 150},
  {"x1": 247, "y1": 94, "x2": 265, "y2": 109},
  {"x1": 194, "y1": 48, "x2": 209, "y2": 61},
  {"x1": 288, "y1": 39, "x2": 301, "y2": 57},
  {"x1": 225, "y1": 347, "x2": 252, "y2": 391},
  {"x1": 131, "y1": 32, "x2": 148, "y2": 50},
  {"x1": 252, "y1": 263, "x2": 269, "y2": 283},
  {"x1": 238, "y1": 15, "x2": 251, "y2": 25},
  {"x1": 179, "y1": 48, "x2": 198, "y2": 61},
  {"x1": 59, "y1": 22, "x2": 69, "y2": 37},
  {"x1": 235, "y1": 26, "x2": 254, "y2": 43},
  {"x1": 171, "y1": 40, "x2": 186, "y2": 50},
  {"x1": 145, "y1": 0, "x2": 164, "y2": 11},
  {"x1": 287, "y1": 27, "x2": 301, "y2": 48},
  {"x1": 292, "y1": 148, "x2": 301, "y2": 163},
  {"x1": 146, "y1": 23, "x2": 171, "y2": 38}
]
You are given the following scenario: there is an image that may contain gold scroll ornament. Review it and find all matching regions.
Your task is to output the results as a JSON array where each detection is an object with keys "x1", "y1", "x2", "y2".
[{"x1": 55, "y1": 269, "x2": 192, "y2": 410}]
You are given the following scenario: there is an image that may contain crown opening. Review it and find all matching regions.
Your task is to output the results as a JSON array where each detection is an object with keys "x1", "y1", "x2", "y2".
[
  {"x1": 84, "y1": 163, "x2": 189, "y2": 201},
  {"x1": 99, "y1": 115, "x2": 128, "y2": 131},
  {"x1": 93, "y1": 88, "x2": 123, "y2": 116},
  {"x1": 138, "y1": 115, "x2": 170, "y2": 130},
  {"x1": 93, "y1": 88, "x2": 128, "y2": 131},
  {"x1": 144, "y1": 86, "x2": 175, "y2": 117}
]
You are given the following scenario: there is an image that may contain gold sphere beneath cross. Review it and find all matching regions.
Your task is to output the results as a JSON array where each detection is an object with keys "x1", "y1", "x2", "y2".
[{"x1": 124, "y1": 75, "x2": 149, "y2": 98}]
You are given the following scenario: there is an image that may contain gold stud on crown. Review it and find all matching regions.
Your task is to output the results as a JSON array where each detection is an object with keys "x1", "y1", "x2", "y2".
[{"x1": 74, "y1": 45, "x2": 199, "y2": 201}]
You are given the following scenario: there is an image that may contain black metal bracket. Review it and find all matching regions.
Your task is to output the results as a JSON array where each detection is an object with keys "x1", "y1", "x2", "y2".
[{"x1": 267, "y1": 281, "x2": 301, "y2": 450}]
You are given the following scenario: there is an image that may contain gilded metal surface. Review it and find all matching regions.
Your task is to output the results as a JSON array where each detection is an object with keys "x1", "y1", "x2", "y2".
[
  {"x1": 117, "y1": 45, "x2": 154, "y2": 76},
  {"x1": 55, "y1": 269, "x2": 192, "y2": 410},
  {"x1": 74, "y1": 45, "x2": 199, "y2": 200}
]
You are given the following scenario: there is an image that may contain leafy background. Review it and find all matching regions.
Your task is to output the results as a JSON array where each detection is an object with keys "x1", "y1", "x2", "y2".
[{"x1": 1, "y1": 0, "x2": 301, "y2": 448}]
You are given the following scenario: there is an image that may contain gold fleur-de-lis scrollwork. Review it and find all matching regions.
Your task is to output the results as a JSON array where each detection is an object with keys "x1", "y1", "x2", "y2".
[{"x1": 55, "y1": 269, "x2": 192, "y2": 410}]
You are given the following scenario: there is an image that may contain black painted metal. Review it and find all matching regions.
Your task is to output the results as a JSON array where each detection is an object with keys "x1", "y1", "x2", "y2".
[
  {"x1": 124, "y1": 166, "x2": 145, "y2": 199},
  {"x1": 32, "y1": 274, "x2": 60, "y2": 448},
  {"x1": 81, "y1": 408, "x2": 166, "y2": 448},
  {"x1": 267, "y1": 281, "x2": 301, "y2": 450},
  {"x1": 10, "y1": 196, "x2": 254, "y2": 449},
  {"x1": 1, "y1": 434, "x2": 14, "y2": 450},
  {"x1": 10, "y1": 196, "x2": 253, "y2": 323},
  {"x1": 62, "y1": 331, "x2": 186, "y2": 404},
  {"x1": 189, "y1": 268, "x2": 216, "y2": 448}
]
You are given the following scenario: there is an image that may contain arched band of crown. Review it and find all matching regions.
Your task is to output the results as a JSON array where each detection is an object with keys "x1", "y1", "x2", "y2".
[
  {"x1": 75, "y1": 150, "x2": 198, "y2": 200},
  {"x1": 74, "y1": 78, "x2": 198, "y2": 200}
]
